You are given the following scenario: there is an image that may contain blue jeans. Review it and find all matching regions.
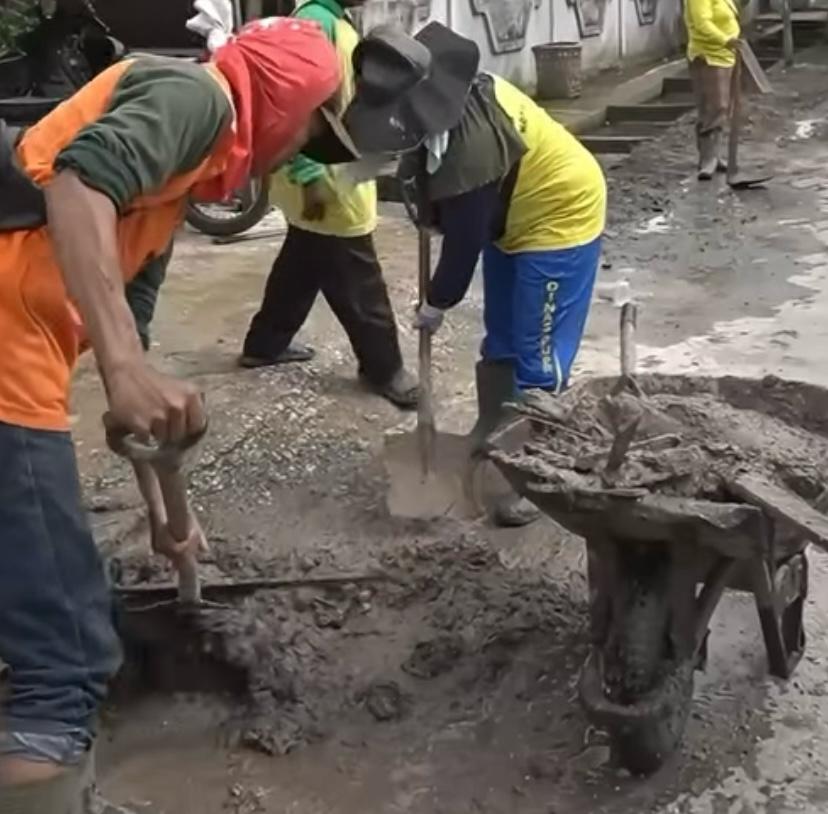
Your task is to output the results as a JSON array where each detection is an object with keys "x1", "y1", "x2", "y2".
[
  {"x1": 0, "y1": 422, "x2": 121, "y2": 765},
  {"x1": 481, "y1": 237, "x2": 601, "y2": 391}
]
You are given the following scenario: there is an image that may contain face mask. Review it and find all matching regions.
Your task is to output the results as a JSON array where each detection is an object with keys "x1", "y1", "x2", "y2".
[{"x1": 337, "y1": 154, "x2": 399, "y2": 188}]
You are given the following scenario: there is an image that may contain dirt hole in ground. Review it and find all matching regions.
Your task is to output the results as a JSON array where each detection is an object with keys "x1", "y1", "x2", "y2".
[{"x1": 109, "y1": 534, "x2": 589, "y2": 758}]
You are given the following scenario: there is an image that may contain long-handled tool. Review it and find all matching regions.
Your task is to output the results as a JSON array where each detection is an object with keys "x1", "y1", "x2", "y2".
[
  {"x1": 727, "y1": 41, "x2": 773, "y2": 190},
  {"x1": 383, "y1": 222, "x2": 481, "y2": 520},
  {"x1": 108, "y1": 427, "x2": 396, "y2": 608},
  {"x1": 107, "y1": 428, "x2": 204, "y2": 605}
]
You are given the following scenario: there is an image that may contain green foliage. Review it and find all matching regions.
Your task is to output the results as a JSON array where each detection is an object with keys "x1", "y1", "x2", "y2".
[{"x1": 0, "y1": 0, "x2": 40, "y2": 56}]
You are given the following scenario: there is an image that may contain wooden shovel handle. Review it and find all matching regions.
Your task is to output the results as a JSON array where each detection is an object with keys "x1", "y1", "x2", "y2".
[
  {"x1": 417, "y1": 227, "x2": 435, "y2": 476},
  {"x1": 727, "y1": 49, "x2": 743, "y2": 180},
  {"x1": 155, "y1": 463, "x2": 201, "y2": 604},
  {"x1": 620, "y1": 302, "x2": 638, "y2": 378}
]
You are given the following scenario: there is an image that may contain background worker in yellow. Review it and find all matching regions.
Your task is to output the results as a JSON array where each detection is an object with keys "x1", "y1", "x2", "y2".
[
  {"x1": 240, "y1": 0, "x2": 418, "y2": 409},
  {"x1": 325, "y1": 23, "x2": 606, "y2": 526},
  {"x1": 684, "y1": 0, "x2": 740, "y2": 179}
]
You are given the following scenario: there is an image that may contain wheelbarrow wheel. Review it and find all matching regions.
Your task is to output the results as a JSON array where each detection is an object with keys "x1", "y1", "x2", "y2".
[
  {"x1": 608, "y1": 661, "x2": 695, "y2": 776},
  {"x1": 595, "y1": 554, "x2": 694, "y2": 774},
  {"x1": 605, "y1": 558, "x2": 670, "y2": 702}
]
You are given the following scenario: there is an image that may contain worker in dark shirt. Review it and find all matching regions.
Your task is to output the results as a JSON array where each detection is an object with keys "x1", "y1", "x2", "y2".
[{"x1": 328, "y1": 23, "x2": 606, "y2": 526}]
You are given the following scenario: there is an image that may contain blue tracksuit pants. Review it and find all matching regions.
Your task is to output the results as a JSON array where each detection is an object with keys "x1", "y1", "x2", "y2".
[{"x1": 481, "y1": 236, "x2": 601, "y2": 391}]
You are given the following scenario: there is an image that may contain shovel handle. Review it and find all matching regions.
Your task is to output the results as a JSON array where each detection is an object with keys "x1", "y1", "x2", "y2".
[
  {"x1": 155, "y1": 463, "x2": 201, "y2": 604},
  {"x1": 155, "y1": 464, "x2": 190, "y2": 543},
  {"x1": 620, "y1": 302, "x2": 638, "y2": 378},
  {"x1": 727, "y1": 48, "x2": 743, "y2": 181},
  {"x1": 417, "y1": 226, "x2": 436, "y2": 476},
  {"x1": 173, "y1": 554, "x2": 201, "y2": 605}
]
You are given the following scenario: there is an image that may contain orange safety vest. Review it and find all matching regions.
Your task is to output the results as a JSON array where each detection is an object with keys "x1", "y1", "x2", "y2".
[{"x1": 0, "y1": 60, "x2": 235, "y2": 432}]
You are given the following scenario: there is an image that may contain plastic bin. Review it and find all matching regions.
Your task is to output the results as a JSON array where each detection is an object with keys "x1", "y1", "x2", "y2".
[{"x1": 533, "y1": 41, "x2": 583, "y2": 100}]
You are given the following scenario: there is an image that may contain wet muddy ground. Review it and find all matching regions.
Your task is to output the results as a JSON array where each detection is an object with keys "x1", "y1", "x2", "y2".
[{"x1": 72, "y1": 48, "x2": 828, "y2": 813}]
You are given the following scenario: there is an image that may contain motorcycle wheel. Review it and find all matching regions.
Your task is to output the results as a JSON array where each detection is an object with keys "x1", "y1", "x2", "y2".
[{"x1": 185, "y1": 176, "x2": 271, "y2": 238}]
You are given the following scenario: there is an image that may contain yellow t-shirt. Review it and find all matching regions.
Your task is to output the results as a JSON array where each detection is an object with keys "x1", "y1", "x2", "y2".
[
  {"x1": 491, "y1": 76, "x2": 606, "y2": 254},
  {"x1": 685, "y1": 0, "x2": 740, "y2": 68},
  {"x1": 270, "y1": 16, "x2": 376, "y2": 237}
]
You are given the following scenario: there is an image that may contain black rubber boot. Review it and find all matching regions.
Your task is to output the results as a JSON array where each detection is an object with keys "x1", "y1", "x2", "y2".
[
  {"x1": 469, "y1": 360, "x2": 540, "y2": 528},
  {"x1": 468, "y1": 360, "x2": 516, "y2": 454}
]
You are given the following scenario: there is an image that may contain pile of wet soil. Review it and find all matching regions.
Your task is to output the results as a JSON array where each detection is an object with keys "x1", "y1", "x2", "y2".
[
  {"x1": 114, "y1": 531, "x2": 587, "y2": 758},
  {"x1": 500, "y1": 377, "x2": 828, "y2": 503}
]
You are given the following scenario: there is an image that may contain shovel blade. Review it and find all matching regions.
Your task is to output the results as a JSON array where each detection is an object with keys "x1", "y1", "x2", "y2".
[
  {"x1": 384, "y1": 430, "x2": 480, "y2": 520},
  {"x1": 728, "y1": 171, "x2": 773, "y2": 189},
  {"x1": 737, "y1": 41, "x2": 773, "y2": 95}
]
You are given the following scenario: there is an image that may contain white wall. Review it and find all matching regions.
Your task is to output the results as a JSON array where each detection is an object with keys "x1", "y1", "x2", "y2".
[{"x1": 358, "y1": 0, "x2": 691, "y2": 91}]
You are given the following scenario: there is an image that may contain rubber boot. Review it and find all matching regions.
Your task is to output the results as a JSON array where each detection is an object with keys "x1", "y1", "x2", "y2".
[
  {"x1": 468, "y1": 359, "x2": 516, "y2": 454},
  {"x1": 712, "y1": 131, "x2": 727, "y2": 174},
  {"x1": 469, "y1": 360, "x2": 540, "y2": 528},
  {"x1": 697, "y1": 132, "x2": 718, "y2": 181}
]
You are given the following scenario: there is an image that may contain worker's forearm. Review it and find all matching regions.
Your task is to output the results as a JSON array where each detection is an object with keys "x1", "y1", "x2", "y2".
[{"x1": 45, "y1": 171, "x2": 144, "y2": 382}]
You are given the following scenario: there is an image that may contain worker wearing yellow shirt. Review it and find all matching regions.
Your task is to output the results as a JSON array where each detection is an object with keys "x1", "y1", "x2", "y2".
[
  {"x1": 684, "y1": 0, "x2": 741, "y2": 179},
  {"x1": 241, "y1": 0, "x2": 418, "y2": 409},
  {"x1": 323, "y1": 23, "x2": 606, "y2": 526}
]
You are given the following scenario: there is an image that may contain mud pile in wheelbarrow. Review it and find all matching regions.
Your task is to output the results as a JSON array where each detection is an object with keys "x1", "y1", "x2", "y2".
[
  {"x1": 490, "y1": 373, "x2": 828, "y2": 776},
  {"x1": 495, "y1": 375, "x2": 828, "y2": 502}
]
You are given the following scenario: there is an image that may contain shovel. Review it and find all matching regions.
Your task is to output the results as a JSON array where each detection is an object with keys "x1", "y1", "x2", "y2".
[
  {"x1": 727, "y1": 42, "x2": 773, "y2": 190},
  {"x1": 383, "y1": 219, "x2": 481, "y2": 520},
  {"x1": 106, "y1": 426, "x2": 205, "y2": 607}
]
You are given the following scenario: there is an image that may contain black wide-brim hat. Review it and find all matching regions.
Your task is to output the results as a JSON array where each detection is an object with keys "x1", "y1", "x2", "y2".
[{"x1": 304, "y1": 22, "x2": 480, "y2": 163}]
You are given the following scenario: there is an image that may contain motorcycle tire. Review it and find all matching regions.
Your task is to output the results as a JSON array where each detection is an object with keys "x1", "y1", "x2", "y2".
[{"x1": 185, "y1": 177, "x2": 271, "y2": 238}]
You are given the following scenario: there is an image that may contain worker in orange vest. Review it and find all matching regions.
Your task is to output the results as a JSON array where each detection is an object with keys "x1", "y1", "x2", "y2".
[{"x1": 0, "y1": 13, "x2": 357, "y2": 812}]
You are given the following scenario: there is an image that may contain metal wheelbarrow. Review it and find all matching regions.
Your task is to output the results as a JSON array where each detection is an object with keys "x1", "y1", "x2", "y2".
[{"x1": 488, "y1": 312, "x2": 828, "y2": 775}]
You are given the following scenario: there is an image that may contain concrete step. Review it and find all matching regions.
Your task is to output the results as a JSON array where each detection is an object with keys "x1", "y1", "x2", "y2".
[
  {"x1": 607, "y1": 102, "x2": 695, "y2": 123},
  {"x1": 754, "y1": 47, "x2": 784, "y2": 58},
  {"x1": 597, "y1": 120, "x2": 675, "y2": 136},
  {"x1": 579, "y1": 134, "x2": 654, "y2": 154},
  {"x1": 662, "y1": 76, "x2": 693, "y2": 94},
  {"x1": 595, "y1": 153, "x2": 631, "y2": 171},
  {"x1": 658, "y1": 90, "x2": 696, "y2": 105},
  {"x1": 756, "y1": 10, "x2": 828, "y2": 24}
]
